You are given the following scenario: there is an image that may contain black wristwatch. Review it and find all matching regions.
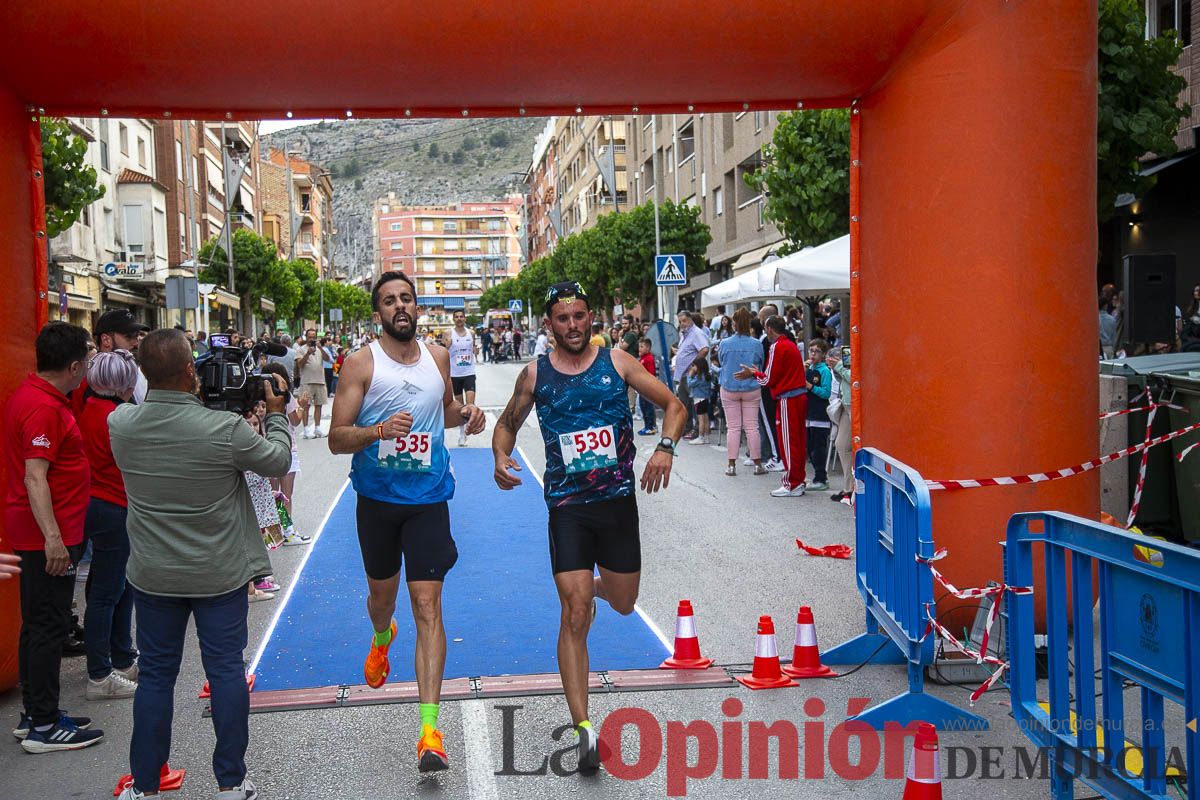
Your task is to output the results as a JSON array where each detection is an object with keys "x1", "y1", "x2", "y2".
[{"x1": 656, "y1": 437, "x2": 676, "y2": 455}]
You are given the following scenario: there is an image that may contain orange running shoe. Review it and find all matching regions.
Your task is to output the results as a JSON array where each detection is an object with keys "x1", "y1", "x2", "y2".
[
  {"x1": 417, "y1": 724, "x2": 449, "y2": 772},
  {"x1": 364, "y1": 619, "x2": 397, "y2": 689}
]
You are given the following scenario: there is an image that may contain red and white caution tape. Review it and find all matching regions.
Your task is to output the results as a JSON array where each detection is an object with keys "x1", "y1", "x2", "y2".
[
  {"x1": 1098, "y1": 400, "x2": 1183, "y2": 420},
  {"x1": 925, "y1": 419, "x2": 1200, "y2": 491},
  {"x1": 921, "y1": 603, "x2": 1009, "y2": 704},
  {"x1": 1180, "y1": 442, "x2": 1200, "y2": 463},
  {"x1": 796, "y1": 539, "x2": 853, "y2": 559},
  {"x1": 917, "y1": 549, "x2": 1032, "y2": 658},
  {"x1": 1126, "y1": 404, "x2": 1158, "y2": 527}
]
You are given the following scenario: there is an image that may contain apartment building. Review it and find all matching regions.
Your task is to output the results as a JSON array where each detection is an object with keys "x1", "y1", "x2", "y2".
[
  {"x1": 524, "y1": 118, "x2": 559, "y2": 262},
  {"x1": 48, "y1": 117, "x2": 170, "y2": 329},
  {"x1": 554, "y1": 116, "x2": 628, "y2": 238},
  {"x1": 1103, "y1": 1, "x2": 1199, "y2": 306},
  {"x1": 625, "y1": 111, "x2": 785, "y2": 310},
  {"x1": 261, "y1": 148, "x2": 335, "y2": 277},
  {"x1": 373, "y1": 195, "x2": 524, "y2": 316}
]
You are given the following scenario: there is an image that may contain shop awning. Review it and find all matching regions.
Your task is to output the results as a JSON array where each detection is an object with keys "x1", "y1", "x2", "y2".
[
  {"x1": 104, "y1": 286, "x2": 153, "y2": 307},
  {"x1": 730, "y1": 240, "x2": 785, "y2": 275},
  {"x1": 443, "y1": 297, "x2": 466, "y2": 309}
]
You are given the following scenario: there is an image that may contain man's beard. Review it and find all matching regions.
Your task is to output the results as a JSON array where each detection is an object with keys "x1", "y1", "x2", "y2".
[
  {"x1": 553, "y1": 330, "x2": 587, "y2": 354},
  {"x1": 381, "y1": 312, "x2": 416, "y2": 343}
]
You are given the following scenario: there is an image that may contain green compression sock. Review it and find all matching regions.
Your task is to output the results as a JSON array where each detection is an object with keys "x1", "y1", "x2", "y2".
[
  {"x1": 373, "y1": 624, "x2": 394, "y2": 647},
  {"x1": 419, "y1": 703, "x2": 440, "y2": 730}
]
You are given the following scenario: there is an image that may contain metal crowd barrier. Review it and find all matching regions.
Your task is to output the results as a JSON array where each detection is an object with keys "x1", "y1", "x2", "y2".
[
  {"x1": 1006, "y1": 511, "x2": 1200, "y2": 799},
  {"x1": 824, "y1": 447, "x2": 988, "y2": 730}
]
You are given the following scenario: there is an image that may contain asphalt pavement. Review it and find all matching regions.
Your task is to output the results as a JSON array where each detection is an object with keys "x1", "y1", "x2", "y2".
[{"x1": 0, "y1": 358, "x2": 1072, "y2": 799}]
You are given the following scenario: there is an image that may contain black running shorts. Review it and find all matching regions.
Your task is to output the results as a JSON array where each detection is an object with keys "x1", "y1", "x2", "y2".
[
  {"x1": 547, "y1": 495, "x2": 641, "y2": 575},
  {"x1": 451, "y1": 375, "x2": 477, "y2": 396},
  {"x1": 355, "y1": 495, "x2": 458, "y2": 582}
]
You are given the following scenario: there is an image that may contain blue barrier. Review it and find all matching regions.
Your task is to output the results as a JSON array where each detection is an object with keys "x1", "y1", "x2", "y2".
[
  {"x1": 823, "y1": 447, "x2": 988, "y2": 731},
  {"x1": 1006, "y1": 511, "x2": 1200, "y2": 800}
]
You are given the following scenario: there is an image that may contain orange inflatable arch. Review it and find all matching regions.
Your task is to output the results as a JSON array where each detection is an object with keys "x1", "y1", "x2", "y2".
[{"x1": 0, "y1": 0, "x2": 1098, "y2": 691}]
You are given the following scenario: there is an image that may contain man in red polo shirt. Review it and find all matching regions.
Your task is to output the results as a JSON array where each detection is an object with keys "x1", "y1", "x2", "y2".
[{"x1": 3, "y1": 322, "x2": 104, "y2": 752}]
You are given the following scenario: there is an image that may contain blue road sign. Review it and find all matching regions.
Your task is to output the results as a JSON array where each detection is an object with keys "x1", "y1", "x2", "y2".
[
  {"x1": 508, "y1": 299, "x2": 523, "y2": 313},
  {"x1": 655, "y1": 254, "x2": 687, "y2": 286}
]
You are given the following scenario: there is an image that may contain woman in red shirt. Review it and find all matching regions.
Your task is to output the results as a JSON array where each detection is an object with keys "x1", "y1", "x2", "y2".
[{"x1": 78, "y1": 349, "x2": 140, "y2": 700}]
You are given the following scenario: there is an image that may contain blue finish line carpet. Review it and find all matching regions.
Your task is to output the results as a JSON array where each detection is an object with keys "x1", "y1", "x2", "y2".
[{"x1": 251, "y1": 448, "x2": 669, "y2": 691}]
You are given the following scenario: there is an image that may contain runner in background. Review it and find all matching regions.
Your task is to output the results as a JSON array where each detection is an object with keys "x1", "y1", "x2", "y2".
[
  {"x1": 442, "y1": 310, "x2": 478, "y2": 448},
  {"x1": 491, "y1": 280, "x2": 685, "y2": 773}
]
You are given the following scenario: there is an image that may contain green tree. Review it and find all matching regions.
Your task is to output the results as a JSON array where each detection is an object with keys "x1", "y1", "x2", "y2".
[
  {"x1": 744, "y1": 109, "x2": 850, "y2": 254},
  {"x1": 476, "y1": 155, "x2": 486, "y2": 167},
  {"x1": 198, "y1": 229, "x2": 305, "y2": 320},
  {"x1": 354, "y1": 177, "x2": 364, "y2": 191},
  {"x1": 1097, "y1": 0, "x2": 1190, "y2": 220},
  {"x1": 462, "y1": 134, "x2": 479, "y2": 151},
  {"x1": 482, "y1": 199, "x2": 710, "y2": 317},
  {"x1": 289, "y1": 259, "x2": 321, "y2": 321},
  {"x1": 428, "y1": 142, "x2": 440, "y2": 159},
  {"x1": 488, "y1": 130, "x2": 511, "y2": 149},
  {"x1": 40, "y1": 118, "x2": 106, "y2": 238},
  {"x1": 452, "y1": 149, "x2": 465, "y2": 165},
  {"x1": 412, "y1": 142, "x2": 421, "y2": 153}
]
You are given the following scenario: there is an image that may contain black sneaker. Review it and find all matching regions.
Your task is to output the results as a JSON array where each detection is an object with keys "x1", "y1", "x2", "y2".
[
  {"x1": 13, "y1": 711, "x2": 91, "y2": 740},
  {"x1": 575, "y1": 723, "x2": 600, "y2": 773},
  {"x1": 20, "y1": 722, "x2": 104, "y2": 753}
]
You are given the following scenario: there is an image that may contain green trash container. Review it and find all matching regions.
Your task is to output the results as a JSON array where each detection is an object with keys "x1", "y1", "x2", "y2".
[
  {"x1": 1101, "y1": 354, "x2": 1200, "y2": 539},
  {"x1": 1153, "y1": 370, "x2": 1200, "y2": 542}
]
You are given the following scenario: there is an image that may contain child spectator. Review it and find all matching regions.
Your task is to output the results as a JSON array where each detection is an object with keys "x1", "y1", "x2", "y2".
[
  {"x1": 637, "y1": 338, "x2": 658, "y2": 436},
  {"x1": 805, "y1": 339, "x2": 833, "y2": 490},
  {"x1": 241, "y1": 413, "x2": 281, "y2": 602},
  {"x1": 686, "y1": 356, "x2": 713, "y2": 446}
]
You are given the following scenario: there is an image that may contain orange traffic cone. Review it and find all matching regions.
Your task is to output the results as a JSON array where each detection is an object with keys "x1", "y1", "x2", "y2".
[
  {"x1": 199, "y1": 673, "x2": 256, "y2": 699},
  {"x1": 735, "y1": 616, "x2": 798, "y2": 690},
  {"x1": 901, "y1": 723, "x2": 943, "y2": 799},
  {"x1": 782, "y1": 606, "x2": 836, "y2": 679},
  {"x1": 113, "y1": 763, "x2": 187, "y2": 796},
  {"x1": 659, "y1": 600, "x2": 714, "y2": 670}
]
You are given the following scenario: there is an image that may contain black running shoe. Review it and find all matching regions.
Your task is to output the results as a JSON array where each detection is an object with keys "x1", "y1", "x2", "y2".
[{"x1": 21, "y1": 723, "x2": 104, "y2": 753}]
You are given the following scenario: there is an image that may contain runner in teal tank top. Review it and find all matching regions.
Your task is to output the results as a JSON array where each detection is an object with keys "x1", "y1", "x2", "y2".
[
  {"x1": 491, "y1": 281, "x2": 687, "y2": 772},
  {"x1": 329, "y1": 271, "x2": 486, "y2": 774}
]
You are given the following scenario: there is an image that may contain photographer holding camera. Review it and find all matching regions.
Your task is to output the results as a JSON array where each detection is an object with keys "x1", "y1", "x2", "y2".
[{"x1": 108, "y1": 329, "x2": 292, "y2": 800}]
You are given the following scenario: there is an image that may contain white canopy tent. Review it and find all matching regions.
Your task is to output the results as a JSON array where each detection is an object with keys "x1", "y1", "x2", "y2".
[
  {"x1": 698, "y1": 234, "x2": 850, "y2": 308},
  {"x1": 774, "y1": 234, "x2": 850, "y2": 293}
]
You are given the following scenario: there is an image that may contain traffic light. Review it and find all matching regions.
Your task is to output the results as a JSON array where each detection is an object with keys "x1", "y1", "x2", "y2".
[{"x1": 435, "y1": 280, "x2": 443, "y2": 293}]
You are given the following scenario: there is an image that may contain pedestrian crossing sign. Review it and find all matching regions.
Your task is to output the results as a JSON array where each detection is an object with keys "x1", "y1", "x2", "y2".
[{"x1": 655, "y1": 254, "x2": 687, "y2": 286}]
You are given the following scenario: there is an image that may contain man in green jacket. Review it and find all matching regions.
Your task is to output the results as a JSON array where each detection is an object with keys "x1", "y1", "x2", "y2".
[{"x1": 109, "y1": 328, "x2": 292, "y2": 800}]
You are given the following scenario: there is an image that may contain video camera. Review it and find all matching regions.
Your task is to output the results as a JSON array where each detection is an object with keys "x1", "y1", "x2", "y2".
[{"x1": 195, "y1": 334, "x2": 289, "y2": 413}]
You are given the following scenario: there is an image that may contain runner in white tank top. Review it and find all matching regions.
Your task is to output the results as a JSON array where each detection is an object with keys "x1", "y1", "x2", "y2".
[
  {"x1": 328, "y1": 272, "x2": 487, "y2": 773},
  {"x1": 443, "y1": 309, "x2": 478, "y2": 447}
]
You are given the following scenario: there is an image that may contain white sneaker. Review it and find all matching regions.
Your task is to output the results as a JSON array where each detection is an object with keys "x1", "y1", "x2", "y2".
[
  {"x1": 86, "y1": 671, "x2": 137, "y2": 700},
  {"x1": 764, "y1": 458, "x2": 786, "y2": 472},
  {"x1": 302, "y1": 427, "x2": 313, "y2": 439},
  {"x1": 686, "y1": 436, "x2": 708, "y2": 446},
  {"x1": 770, "y1": 484, "x2": 806, "y2": 498},
  {"x1": 312, "y1": 429, "x2": 325, "y2": 438},
  {"x1": 117, "y1": 787, "x2": 147, "y2": 800},
  {"x1": 742, "y1": 457, "x2": 755, "y2": 466},
  {"x1": 115, "y1": 662, "x2": 138, "y2": 682},
  {"x1": 216, "y1": 777, "x2": 258, "y2": 800}
]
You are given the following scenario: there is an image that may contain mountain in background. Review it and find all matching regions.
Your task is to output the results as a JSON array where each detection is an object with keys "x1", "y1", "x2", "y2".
[{"x1": 261, "y1": 117, "x2": 546, "y2": 276}]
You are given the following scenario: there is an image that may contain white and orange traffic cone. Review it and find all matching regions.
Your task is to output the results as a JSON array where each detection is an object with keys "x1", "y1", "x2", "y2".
[
  {"x1": 902, "y1": 723, "x2": 943, "y2": 799},
  {"x1": 660, "y1": 600, "x2": 714, "y2": 670},
  {"x1": 782, "y1": 606, "x2": 836, "y2": 679},
  {"x1": 735, "y1": 616, "x2": 798, "y2": 690}
]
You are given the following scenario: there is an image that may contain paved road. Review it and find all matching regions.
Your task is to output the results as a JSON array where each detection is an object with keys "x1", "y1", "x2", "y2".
[{"x1": 0, "y1": 359, "x2": 1063, "y2": 799}]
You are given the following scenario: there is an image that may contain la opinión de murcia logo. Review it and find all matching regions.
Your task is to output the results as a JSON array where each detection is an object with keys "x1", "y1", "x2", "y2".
[{"x1": 31, "y1": 435, "x2": 51, "y2": 449}]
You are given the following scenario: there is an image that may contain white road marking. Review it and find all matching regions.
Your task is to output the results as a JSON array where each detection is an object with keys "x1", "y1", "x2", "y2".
[
  {"x1": 247, "y1": 478, "x2": 350, "y2": 676},
  {"x1": 461, "y1": 699, "x2": 500, "y2": 800}
]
